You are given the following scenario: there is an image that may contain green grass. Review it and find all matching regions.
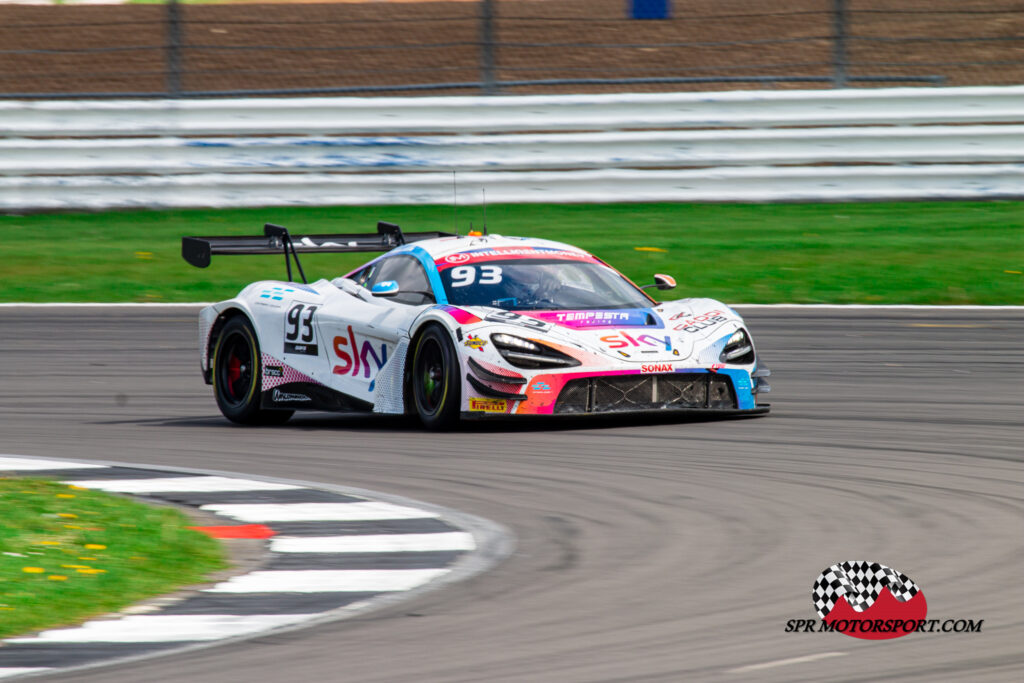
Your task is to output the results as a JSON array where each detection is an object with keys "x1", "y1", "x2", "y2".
[
  {"x1": 0, "y1": 478, "x2": 226, "y2": 639},
  {"x1": 1, "y1": 201, "x2": 1021, "y2": 304}
]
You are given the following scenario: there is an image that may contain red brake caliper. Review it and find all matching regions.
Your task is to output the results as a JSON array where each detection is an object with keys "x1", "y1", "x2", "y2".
[{"x1": 226, "y1": 355, "x2": 242, "y2": 398}]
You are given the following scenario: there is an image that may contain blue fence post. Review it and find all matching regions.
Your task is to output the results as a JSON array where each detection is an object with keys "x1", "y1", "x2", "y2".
[{"x1": 630, "y1": 0, "x2": 671, "y2": 20}]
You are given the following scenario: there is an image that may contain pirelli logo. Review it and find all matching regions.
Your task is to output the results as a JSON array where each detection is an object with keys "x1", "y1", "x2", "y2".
[{"x1": 468, "y1": 398, "x2": 508, "y2": 413}]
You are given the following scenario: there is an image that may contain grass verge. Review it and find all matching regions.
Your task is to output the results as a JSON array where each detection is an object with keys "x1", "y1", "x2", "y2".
[
  {"x1": 0, "y1": 478, "x2": 226, "y2": 639},
  {"x1": 1, "y1": 201, "x2": 1021, "y2": 304}
]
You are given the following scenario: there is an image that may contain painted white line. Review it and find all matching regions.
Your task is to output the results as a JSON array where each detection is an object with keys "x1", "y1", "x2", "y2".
[
  {"x1": 5, "y1": 614, "x2": 309, "y2": 644},
  {"x1": 205, "y1": 568, "x2": 450, "y2": 594},
  {"x1": 200, "y1": 501, "x2": 440, "y2": 522},
  {"x1": 270, "y1": 532, "x2": 476, "y2": 554},
  {"x1": 62, "y1": 476, "x2": 301, "y2": 494},
  {"x1": 727, "y1": 652, "x2": 847, "y2": 674},
  {"x1": 0, "y1": 670, "x2": 51, "y2": 680},
  {"x1": 0, "y1": 454, "x2": 513, "y2": 682},
  {"x1": 0, "y1": 455, "x2": 106, "y2": 471}
]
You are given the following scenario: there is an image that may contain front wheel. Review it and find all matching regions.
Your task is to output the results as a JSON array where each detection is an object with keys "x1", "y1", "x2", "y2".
[
  {"x1": 411, "y1": 325, "x2": 461, "y2": 430},
  {"x1": 212, "y1": 316, "x2": 293, "y2": 425}
]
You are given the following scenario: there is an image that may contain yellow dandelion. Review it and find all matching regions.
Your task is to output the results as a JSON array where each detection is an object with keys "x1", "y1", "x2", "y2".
[
  {"x1": 57, "y1": 513, "x2": 77, "y2": 519},
  {"x1": 633, "y1": 246, "x2": 668, "y2": 253},
  {"x1": 22, "y1": 567, "x2": 45, "y2": 574},
  {"x1": 84, "y1": 544, "x2": 106, "y2": 550},
  {"x1": 61, "y1": 564, "x2": 90, "y2": 569},
  {"x1": 36, "y1": 541, "x2": 60, "y2": 546},
  {"x1": 47, "y1": 575, "x2": 68, "y2": 581},
  {"x1": 76, "y1": 568, "x2": 106, "y2": 574},
  {"x1": 67, "y1": 485, "x2": 88, "y2": 491},
  {"x1": 56, "y1": 494, "x2": 75, "y2": 499},
  {"x1": 63, "y1": 525, "x2": 82, "y2": 529},
  {"x1": 78, "y1": 557, "x2": 97, "y2": 561}
]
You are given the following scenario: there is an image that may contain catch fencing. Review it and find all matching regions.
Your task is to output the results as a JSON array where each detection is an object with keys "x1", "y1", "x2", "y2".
[
  {"x1": 0, "y1": 0, "x2": 1022, "y2": 98},
  {"x1": 2, "y1": 86, "x2": 1022, "y2": 209}
]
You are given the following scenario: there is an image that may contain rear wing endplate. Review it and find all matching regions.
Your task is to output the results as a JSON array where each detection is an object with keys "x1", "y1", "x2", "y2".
[{"x1": 182, "y1": 221, "x2": 453, "y2": 283}]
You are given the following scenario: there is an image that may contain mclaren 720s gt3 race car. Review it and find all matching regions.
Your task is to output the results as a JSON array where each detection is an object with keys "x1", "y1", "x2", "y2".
[{"x1": 182, "y1": 221, "x2": 770, "y2": 429}]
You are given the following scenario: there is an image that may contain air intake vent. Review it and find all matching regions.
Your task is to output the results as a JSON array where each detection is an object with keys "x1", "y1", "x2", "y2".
[{"x1": 553, "y1": 373, "x2": 736, "y2": 414}]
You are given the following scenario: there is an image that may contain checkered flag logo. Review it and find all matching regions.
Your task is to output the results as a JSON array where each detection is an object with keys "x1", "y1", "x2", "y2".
[{"x1": 812, "y1": 561, "x2": 920, "y2": 619}]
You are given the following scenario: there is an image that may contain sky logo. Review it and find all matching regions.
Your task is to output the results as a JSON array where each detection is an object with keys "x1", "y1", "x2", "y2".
[
  {"x1": 332, "y1": 326, "x2": 389, "y2": 379},
  {"x1": 599, "y1": 331, "x2": 672, "y2": 351}
]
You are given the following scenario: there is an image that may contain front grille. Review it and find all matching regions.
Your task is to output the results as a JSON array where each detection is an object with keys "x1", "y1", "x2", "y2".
[{"x1": 553, "y1": 373, "x2": 736, "y2": 414}]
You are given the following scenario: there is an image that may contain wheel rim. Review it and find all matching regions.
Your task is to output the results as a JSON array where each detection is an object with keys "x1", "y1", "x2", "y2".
[
  {"x1": 415, "y1": 337, "x2": 447, "y2": 415},
  {"x1": 219, "y1": 332, "x2": 254, "y2": 407}
]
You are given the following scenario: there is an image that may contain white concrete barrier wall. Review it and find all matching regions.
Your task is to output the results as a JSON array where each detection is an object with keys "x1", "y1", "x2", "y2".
[
  {"x1": 1, "y1": 86, "x2": 1022, "y2": 209},
  {"x1": 4, "y1": 166, "x2": 1023, "y2": 210},
  {"x1": 4, "y1": 126, "x2": 1024, "y2": 175},
  {"x1": 4, "y1": 86, "x2": 1024, "y2": 136}
]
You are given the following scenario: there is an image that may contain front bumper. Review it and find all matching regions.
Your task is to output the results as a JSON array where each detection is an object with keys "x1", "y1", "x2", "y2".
[
  {"x1": 463, "y1": 366, "x2": 766, "y2": 418},
  {"x1": 553, "y1": 372, "x2": 739, "y2": 414}
]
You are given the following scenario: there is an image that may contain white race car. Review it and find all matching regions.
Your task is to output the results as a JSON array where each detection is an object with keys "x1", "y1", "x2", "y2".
[{"x1": 183, "y1": 222, "x2": 769, "y2": 429}]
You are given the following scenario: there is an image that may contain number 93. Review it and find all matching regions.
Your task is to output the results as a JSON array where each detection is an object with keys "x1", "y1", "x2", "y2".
[{"x1": 450, "y1": 265, "x2": 502, "y2": 287}]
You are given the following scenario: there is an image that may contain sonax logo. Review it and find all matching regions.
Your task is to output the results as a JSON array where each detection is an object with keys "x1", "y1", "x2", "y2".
[{"x1": 641, "y1": 363, "x2": 673, "y2": 373}]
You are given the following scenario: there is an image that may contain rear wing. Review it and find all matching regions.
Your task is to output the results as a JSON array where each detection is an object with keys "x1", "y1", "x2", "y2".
[{"x1": 182, "y1": 221, "x2": 453, "y2": 283}]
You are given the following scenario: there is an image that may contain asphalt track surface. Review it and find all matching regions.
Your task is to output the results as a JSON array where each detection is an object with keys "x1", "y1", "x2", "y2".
[{"x1": 1, "y1": 306, "x2": 1021, "y2": 683}]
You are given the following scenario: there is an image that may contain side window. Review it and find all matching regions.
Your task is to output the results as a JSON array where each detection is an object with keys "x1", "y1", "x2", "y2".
[
  {"x1": 351, "y1": 263, "x2": 377, "y2": 287},
  {"x1": 370, "y1": 256, "x2": 434, "y2": 306}
]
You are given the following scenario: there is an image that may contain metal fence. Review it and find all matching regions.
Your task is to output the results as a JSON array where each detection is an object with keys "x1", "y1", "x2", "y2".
[{"x1": 0, "y1": 0, "x2": 1021, "y2": 98}]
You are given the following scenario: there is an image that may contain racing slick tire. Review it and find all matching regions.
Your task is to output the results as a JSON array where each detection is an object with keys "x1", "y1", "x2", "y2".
[
  {"x1": 411, "y1": 325, "x2": 461, "y2": 430},
  {"x1": 212, "y1": 315, "x2": 293, "y2": 425}
]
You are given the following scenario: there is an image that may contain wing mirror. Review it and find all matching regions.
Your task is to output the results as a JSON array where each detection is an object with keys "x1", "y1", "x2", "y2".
[
  {"x1": 370, "y1": 280, "x2": 400, "y2": 297},
  {"x1": 641, "y1": 274, "x2": 677, "y2": 291}
]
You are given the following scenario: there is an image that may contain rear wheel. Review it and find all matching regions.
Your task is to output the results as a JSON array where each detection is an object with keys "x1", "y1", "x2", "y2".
[
  {"x1": 411, "y1": 325, "x2": 461, "y2": 430},
  {"x1": 212, "y1": 316, "x2": 293, "y2": 425}
]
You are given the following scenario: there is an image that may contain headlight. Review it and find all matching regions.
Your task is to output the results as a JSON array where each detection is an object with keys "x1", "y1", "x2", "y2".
[
  {"x1": 491, "y1": 333, "x2": 581, "y2": 369},
  {"x1": 491, "y1": 334, "x2": 542, "y2": 354},
  {"x1": 720, "y1": 329, "x2": 755, "y2": 364}
]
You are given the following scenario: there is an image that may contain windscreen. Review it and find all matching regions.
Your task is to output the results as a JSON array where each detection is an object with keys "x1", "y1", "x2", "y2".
[{"x1": 439, "y1": 258, "x2": 652, "y2": 310}]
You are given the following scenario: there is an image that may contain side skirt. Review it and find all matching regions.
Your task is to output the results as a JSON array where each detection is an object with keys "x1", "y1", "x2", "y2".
[{"x1": 261, "y1": 382, "x2": 374, "y2": 414}]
